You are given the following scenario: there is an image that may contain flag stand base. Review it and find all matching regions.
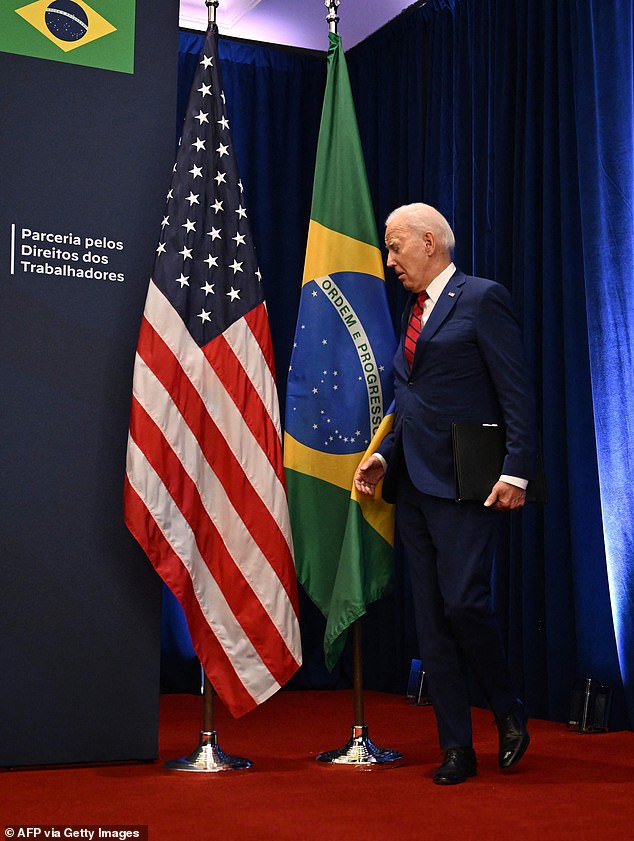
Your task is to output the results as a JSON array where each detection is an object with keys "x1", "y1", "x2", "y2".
[
  {"x1": 315, "y1": 724, "x2": 403, "y2": 768},
  {"x1": 164, "y1": 730, "x2": 252, "y2": 773}
]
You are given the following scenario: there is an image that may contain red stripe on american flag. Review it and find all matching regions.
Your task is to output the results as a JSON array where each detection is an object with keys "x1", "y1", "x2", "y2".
[
  {"x1": 244, "y1": 302, "x2": 277, "y2": 379},
  {"x1": 202, "y1": 336, "x2": 286, "y2": 488},
  {"x1": 123, "y1": 476, "x2": 260, "y2": 717},
  {"x1": 128, "y1": 395, "x2": 299, "y2": 682},
  {"x1": 136, "y1": 316, "x2": 300, "y2": 609}
]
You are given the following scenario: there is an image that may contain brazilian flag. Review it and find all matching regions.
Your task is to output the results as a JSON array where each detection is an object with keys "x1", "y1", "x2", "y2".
[
  {"x1": 1, "y1": 0, "x2": 135, "y2": 73},
  {"x1": 284, "y1": 32, "x2": 396, "y2": 670}
]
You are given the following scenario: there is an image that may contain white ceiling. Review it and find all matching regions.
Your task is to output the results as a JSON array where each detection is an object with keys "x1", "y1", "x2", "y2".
[{"x1": 179, "y1": 0, "x2": 422, "y2": 51}]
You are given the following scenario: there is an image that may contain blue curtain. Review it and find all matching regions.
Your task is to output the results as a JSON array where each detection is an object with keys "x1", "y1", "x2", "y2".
[
  {"x1": 348, "y1": 0, "x2": 633, "y2": 728},
  {"x1": 166, "y1": 8, "x2": 634, "y2": 729},
  {"x1": 571, "y1": 2, "x2": 634, "y2": 724}
]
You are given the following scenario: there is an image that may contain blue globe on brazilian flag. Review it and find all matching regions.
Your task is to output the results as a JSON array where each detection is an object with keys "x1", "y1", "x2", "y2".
[{"x1": 1, "y1": 0, "x2": 135, "y2": 72}]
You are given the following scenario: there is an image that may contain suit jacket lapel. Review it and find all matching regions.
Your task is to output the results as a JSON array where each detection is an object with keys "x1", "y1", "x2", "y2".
[
  {"x1": 399, "y1": 271, "x2": 467, "y2": 372},
  {"x1": 419, "y1": 270, "x2": 466, "y2": 344}
]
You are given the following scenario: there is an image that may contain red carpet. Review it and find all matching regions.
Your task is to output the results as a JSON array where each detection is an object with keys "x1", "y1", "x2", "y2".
[{"x1": 3, "y1": 690, "x2": 634, "y2": 840}]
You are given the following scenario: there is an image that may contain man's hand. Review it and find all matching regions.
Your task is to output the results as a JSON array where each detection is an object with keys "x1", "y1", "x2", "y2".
[
  {"x1": 484, "y1": 480, "x2": 526, "y2": 511},
  {"x1": 354, "y1": 454, "x2": 386, "y2": 496}
]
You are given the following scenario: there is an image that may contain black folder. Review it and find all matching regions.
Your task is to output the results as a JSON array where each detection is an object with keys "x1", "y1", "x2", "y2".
[{"x1": 451, "y1": 422, "x2": 546, "y2": 503}]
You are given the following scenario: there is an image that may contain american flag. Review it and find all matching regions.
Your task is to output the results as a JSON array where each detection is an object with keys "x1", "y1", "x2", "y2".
[{"x1": 124, "y1": 26, "x2": 302, "y2": 717}]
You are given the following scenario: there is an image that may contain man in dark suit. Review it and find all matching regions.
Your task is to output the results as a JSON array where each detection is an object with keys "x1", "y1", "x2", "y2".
[{"x1": 354, "y1": 203, "x2": 536, "y2": 784}]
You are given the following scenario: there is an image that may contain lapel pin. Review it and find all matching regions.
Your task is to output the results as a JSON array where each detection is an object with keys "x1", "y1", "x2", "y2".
[{"x1": 448, "y1": 291, "x2": 456, "y2": 297}]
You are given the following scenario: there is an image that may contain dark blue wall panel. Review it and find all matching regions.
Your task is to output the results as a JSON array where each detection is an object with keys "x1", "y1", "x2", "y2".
[{"x1": 0, "y1": 0, "x2": 180, "y2": 765}]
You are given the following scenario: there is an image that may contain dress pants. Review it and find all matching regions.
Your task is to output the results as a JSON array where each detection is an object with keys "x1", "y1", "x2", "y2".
[{"x1": 396, "y1": 469, "x2": 517, "y2": 749}]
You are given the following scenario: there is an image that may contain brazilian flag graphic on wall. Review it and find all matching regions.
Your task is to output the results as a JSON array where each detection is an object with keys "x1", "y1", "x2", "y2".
[
  {"x1": 284, "y1": 32, "x2": 397, "y2": 670},
  {"x1": 0, "y1": 0, "x2": 135, "y2": 73}
]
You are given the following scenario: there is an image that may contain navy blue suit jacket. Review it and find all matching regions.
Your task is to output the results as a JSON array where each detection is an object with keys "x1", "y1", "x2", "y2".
[{"x1": 379, "y1": 269, "x2": 537, "y2": 502}]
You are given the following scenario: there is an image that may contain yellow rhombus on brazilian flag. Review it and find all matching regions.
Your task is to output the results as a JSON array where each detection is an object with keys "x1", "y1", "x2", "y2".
[{"x1": 284, "y1": 32, "x2": 396, "y2": 670}]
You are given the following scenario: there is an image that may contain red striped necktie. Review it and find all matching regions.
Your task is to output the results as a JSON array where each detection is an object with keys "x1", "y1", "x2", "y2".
[{"x1": 404, "y1": 291, "x2": 428, "y2": 368}]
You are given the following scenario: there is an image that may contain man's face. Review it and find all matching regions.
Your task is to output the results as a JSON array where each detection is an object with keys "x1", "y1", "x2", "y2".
[{"x1": 384, "y1": 216, "x2": 429, "y2": 293}]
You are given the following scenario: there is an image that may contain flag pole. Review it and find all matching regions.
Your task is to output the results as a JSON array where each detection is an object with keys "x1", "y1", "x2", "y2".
[
  {"x1": 352, "y1": 620, "x2": 364, "y2": 725},
  {"x1": 316, "y1": 618, "x2": 402, "y2": 767},
  {"x1": 162, "y1": 6, "x2": 255, "y2": 769},
  {"x1": 313, "y1": 5, "x2": 402, "y2": 767},
  {"x1": 325, "y1": 0, "x2": 339, "y2": 33},
  {"x1": 206, "y1": 0, "x2": 219, "y2": 32},
  {"x1": 165, "y1": 674, "x2": 252, "y2": 772}
]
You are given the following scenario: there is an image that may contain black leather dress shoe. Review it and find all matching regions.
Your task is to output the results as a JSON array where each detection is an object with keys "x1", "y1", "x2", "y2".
[
  {"x1": 433, "y1": 747, "x2": 477, "y2": 785},
  {"x1": 497, "y1": 700, "x2": 530, "y2": 769}
]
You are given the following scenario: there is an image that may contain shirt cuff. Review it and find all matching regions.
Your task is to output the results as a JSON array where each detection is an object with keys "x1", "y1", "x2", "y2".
[
  {"x1": 372, "y1": 452, "x2": 387, "y2": 470},
  {"x1": 500, "y1": 475, "x2": 528, "y2": 491}
]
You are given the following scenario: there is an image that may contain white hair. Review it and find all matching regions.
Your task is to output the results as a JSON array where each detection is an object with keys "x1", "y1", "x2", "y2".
[{"x1": 386, "y1": 203, "x2": 455, "y2": 253}]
